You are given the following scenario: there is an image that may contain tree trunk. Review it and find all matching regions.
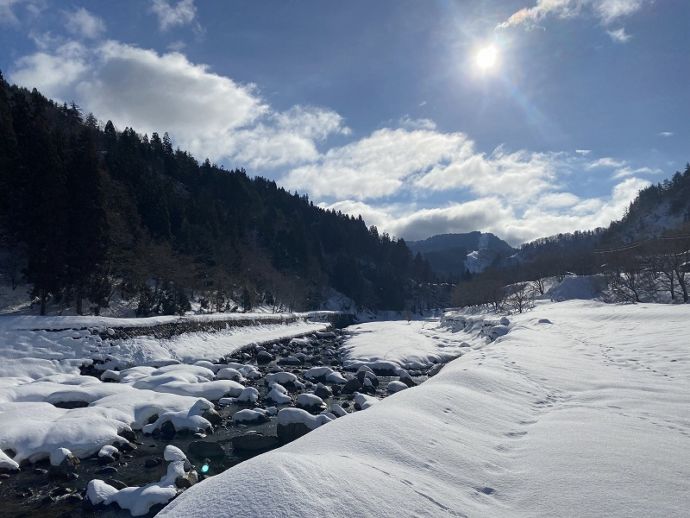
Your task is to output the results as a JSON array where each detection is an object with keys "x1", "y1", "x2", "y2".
[{"x1": 678, "y1": 271, "x2": 688, "y2": 303}]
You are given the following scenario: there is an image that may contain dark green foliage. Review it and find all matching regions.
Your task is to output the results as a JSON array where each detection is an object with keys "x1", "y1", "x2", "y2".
[{"x1": 0, "y1": 75, "x2": 434, "y2": 313}]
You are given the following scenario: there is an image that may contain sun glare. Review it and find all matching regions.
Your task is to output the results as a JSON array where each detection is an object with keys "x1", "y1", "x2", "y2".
[{"x1": 475, "y1": 45, "x2": 499, "y2": 71}]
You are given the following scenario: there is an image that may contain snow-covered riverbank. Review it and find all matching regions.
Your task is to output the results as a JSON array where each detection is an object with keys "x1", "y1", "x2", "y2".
[
  {"x1": 0, "y1": 316, "x2": 329, "y2": 463},
  {"x1": 162, "y1": 300, "x2": 690, "y2": 518}
]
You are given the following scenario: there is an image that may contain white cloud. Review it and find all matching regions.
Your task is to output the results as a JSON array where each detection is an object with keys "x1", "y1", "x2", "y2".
[
  {"x1": 398, "y1": 116, "x2": 437, "y2": 131},
  {"x1": 586, "y1": 156, "x2": 627, "y2": 169},
  {"x1": 283, "y1": 127, "x2": 470, "y2": 200},
  {"x1": 325, "y1": 177, "x2": 650, "y2": 246},
  {"x1": 612, "y1": 166, "x2": 661, "y2": 179},
  {"x1": 415, "y1": 147, "x2": 561, "y2": 205},
  {"x1": 539, "y1": 192, "x2": 581, "y2": 209},
  {"x1": 9, "y1": 40, "x2": 348, "y2": 167},
  {"x1": 595, "y1": 0, "x2": 644, "y2": 24},
  {"x1": 658, "y1": 131, "x2": 674, "y2": 138},
  {"x1": 497, "y1": 0, "x2": 646, "y2": 36},
  {"x1": 64, "y1": 7, "x2": 105, "y2": 39},
  {"x1": 10, "y1": 41, "x2": 88, "y2": 99},
  {"x1": 150, "y1": 0, "x2": 197, "y2": 31},
  {"x1": 221, "y1": 106, "x2": 350, "y2": 169},
  {"x1": 607, "y1": 27, "x2": 631, "y2": 43},
  {"x1": 497, "y1": 0, "x2": 582, "y2": 30},
  {"x1": 575, "y1": 149, "x2": 591, "y2": 155},
  {"x1": 283, "y1": 125, "x2": 566, "y2": 205}
]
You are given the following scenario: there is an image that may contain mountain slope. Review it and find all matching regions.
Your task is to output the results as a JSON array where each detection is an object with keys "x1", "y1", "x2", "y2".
[
  {"x1": 408, "y1": 232, "x2": 515, "y2": 277},
  {"x1": 603, "y1": 165, "x2": 690, "y2": 245}
]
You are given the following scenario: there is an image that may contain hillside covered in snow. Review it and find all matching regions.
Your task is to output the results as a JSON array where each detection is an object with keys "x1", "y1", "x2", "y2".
[{"x1": 162, "y1": 300, "x2": 690, "y2": 518}]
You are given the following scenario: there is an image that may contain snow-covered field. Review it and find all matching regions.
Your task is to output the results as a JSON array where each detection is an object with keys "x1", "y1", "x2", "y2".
[{"x1": 162, "y1": 300, "x2": 690, "y2": 518}]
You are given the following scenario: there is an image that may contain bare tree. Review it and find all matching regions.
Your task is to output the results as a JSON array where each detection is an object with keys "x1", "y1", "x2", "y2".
[
  {"x1": 505, "y1": 282, "x2": 535, "y2": 313},
  {"x1": 606, "y1": 249, "x2": 653, "y2": 303}
]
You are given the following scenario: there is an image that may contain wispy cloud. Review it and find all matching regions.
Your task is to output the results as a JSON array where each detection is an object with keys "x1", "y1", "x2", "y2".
[
  {"x1": 64, "y1": 7, "x2": 105, "y2": 39},
  {"x1": 0, "y1": 0, "x2": 44, "y2": 26},
  {"x1": 586, "y1": 156, "x2": 627, "y2": 169},
  {"x1": 658, "y1": 131, "x2": 674, "y2": 138},
  {"x1": 150, "y1": 0, "x2": 197, "y2": 31},
  {"x1": 612, "y1": 166, "x2": 661, "y2": 179},
  {"x1": 607, "y1": 27, "x2": 631, "y2": 43},
  {"x1": 498, "y1": 0, "x2": 646, "y2": 40}
]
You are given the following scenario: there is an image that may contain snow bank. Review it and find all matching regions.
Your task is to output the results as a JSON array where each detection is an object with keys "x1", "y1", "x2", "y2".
[
  {"x1": 162, "y1": 301, "x2": 690, "y2": 518},
  {"x1": 115, "y1": 321, "x2": 328, "y2": 365},
  {"x1": 546, "y1": 274, "x2": 608, "y2": 301},
  {"x1": 0, "y1": 310, "x2": 336, "y2": 332},
  {"x1": 341, "y1": 319, "x2": 473, "y2": 371}
]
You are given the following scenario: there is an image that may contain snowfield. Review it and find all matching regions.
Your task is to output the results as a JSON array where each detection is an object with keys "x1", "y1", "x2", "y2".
[{"x1": 162, "y1": 300, "x2": 690, "y2": 518}]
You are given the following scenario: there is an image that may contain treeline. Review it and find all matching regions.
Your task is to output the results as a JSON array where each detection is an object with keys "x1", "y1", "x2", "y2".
[{"x1": 0, "y1": 74, "x2": 434, "y2": 315}]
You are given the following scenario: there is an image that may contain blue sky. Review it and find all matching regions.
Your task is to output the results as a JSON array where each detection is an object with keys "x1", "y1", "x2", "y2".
[{"x1": 1, "y1": 0, "x2": 688, "y2": 245}]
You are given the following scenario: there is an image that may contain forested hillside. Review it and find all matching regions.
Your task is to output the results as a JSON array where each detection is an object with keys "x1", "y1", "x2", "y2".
[
  {"x1": 452, "y1": 165, "x2": 690, "y2": 307},
  {"x1": 0, "y1": 74, "x2": 434, "y2": 315}
]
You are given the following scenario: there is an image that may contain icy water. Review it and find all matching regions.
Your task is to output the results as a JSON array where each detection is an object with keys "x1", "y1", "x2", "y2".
[{"x1": 0, "y1": 328, "x2": 435, "y2": 518}]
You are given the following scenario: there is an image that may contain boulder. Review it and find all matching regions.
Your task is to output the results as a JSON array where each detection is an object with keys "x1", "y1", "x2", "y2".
[
  {"x1": 314, "y1": 383, "x2": 332, "y2": 400},
  {"x1": 341, "y1": 377, "x2": 362, "y2": 394},
  {"x1": 398, "y1": 369, "x2": 416, "y2": 387},
  {"x1": 232, "y1": 408, "x2": 269, "y2": 424},
  {"x1": 296, "y1": 393, "x2": 326, "y2": 414},
  {"x1": 387, "y1": 380, "x2": 408, "y2": 394},
  {"x1": 256, "y1": 350, "x2": 274, "y2": 364}
]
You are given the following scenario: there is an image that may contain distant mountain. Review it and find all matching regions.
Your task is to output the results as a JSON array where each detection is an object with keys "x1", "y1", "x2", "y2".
[{"x1": 408, "y1": 232, "x2": 515, "y2": 278}]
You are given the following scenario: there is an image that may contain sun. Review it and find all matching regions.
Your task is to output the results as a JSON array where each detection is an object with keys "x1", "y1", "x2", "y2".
[{"x1": 475, "y1": 45, "x2": 499, "y2": 71}]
